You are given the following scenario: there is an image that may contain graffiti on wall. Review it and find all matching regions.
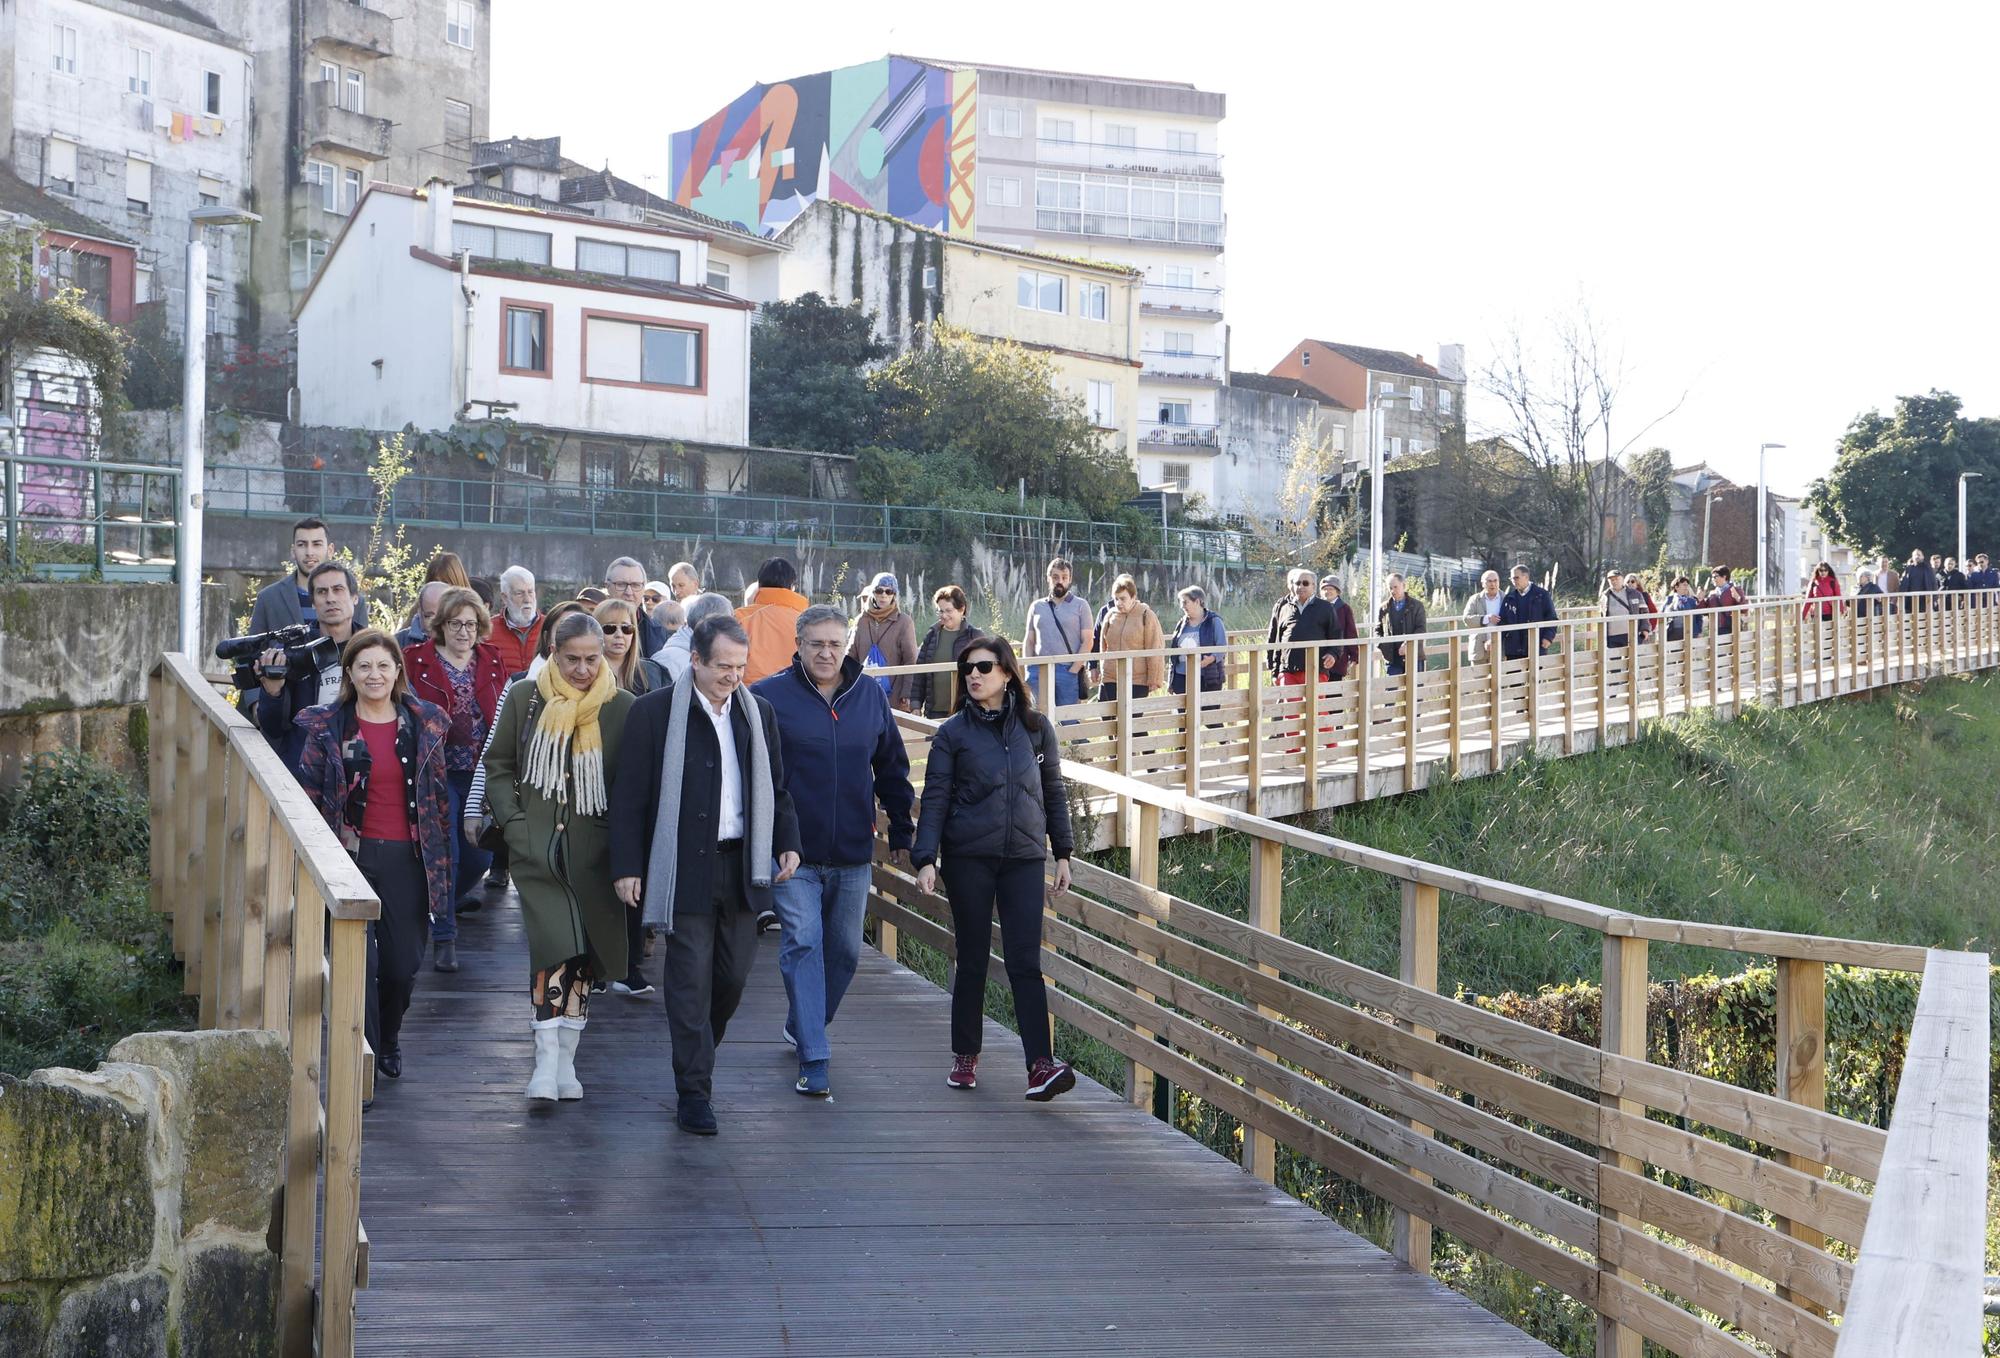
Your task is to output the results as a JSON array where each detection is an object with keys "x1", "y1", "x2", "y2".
[
  {"x1": 10, "y1": 365, "x2": 97, "y2": 544},
  {"x1": 670, "y1": 57, "x2": 976, "y2": 237}
]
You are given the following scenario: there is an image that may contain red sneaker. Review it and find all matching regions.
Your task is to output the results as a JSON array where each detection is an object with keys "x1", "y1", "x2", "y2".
[
  {"x1": 1025, "y1": 1058, "x2": 1075, "y2": 1102},
  {"x1": 946, "y1": 1053, "x2": 978, "y2": 1089}
]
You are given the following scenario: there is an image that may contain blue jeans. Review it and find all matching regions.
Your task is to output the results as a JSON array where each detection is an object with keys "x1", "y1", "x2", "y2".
[
  {"x1": 772, "y1": 862, "x2": 871, "y2": 1063},
  {"x1": 1051, "y1": 663, "x2": 1080, "y2": 722},
  {"x1": 436, "y1": 767, "x2": 490, "y2": 941}
]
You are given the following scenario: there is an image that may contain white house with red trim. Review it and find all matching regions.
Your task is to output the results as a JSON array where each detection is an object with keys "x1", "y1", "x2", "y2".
[{"x1": 295, "y1": 179, "x2": 753, "y2": 448}]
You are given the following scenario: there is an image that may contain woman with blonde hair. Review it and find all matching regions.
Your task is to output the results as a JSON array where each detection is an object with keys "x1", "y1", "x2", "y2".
[
  {"x1": 1094, "y1": 573, "x2": 1165, "y2": 701},
  {"x1": 594, "y1": 597, "x2": 665, "y2": 694}
]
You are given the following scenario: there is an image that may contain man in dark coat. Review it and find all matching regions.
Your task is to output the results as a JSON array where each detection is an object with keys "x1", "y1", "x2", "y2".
[
  {"x1": 1498, "y1": 565, "x2": 1559, "y2": 661},
  {"x1": 1266, "y1": 568, "x2": 1338, "y2": 684},
  {"x1": 1899, "y1": 549, "x2": 1940, "y2": 611},
  {"x1": 610, "y1": 615, "x2": 801, "y2": 1136}
]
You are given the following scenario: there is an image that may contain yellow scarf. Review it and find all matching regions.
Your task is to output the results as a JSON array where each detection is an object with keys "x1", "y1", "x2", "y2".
[{"x1": 525, "y1": 659, "x2": 616, "y2": 815}]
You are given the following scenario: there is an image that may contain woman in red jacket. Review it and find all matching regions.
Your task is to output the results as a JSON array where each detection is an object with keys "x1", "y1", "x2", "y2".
[
  {"x1": 402, "y1": 586, "x2": 509, "y2": 970},
  {"x1": 1803, "y1": 561, "x2": 1844, "y2": 622}
]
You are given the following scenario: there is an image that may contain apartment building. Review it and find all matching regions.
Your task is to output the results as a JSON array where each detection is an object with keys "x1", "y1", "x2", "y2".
[
  {"x1": 1267, "y1": 339, "x2": 1467, "y2": 466},
  {"x1": 668, "y1": 55, "x2": 1225, "y2": 488},
  {"x1": 773, "y1": 196, "x2": 1142, "y2": 468},
  {"x1": 0, "y1": 0, "x2": 254, "y2": 336}
]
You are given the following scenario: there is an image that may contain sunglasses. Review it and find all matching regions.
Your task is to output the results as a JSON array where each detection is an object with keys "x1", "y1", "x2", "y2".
[
  {"x1": 958, "y1": 659, "x2": 999, "y2": 675},
  {"x1": 602, "y1": 623, "x2": 635, "y2": 635}
]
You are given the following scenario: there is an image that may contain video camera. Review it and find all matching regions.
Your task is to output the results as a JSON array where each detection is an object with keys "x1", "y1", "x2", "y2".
[{"x1": 215, "y1": 624, "x2": 340, "y2": 691}]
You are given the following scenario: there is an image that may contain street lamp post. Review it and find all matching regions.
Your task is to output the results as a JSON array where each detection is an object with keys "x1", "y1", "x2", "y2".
[
  {"x1": 178, "y1": 206, "x2": 260, "y2": 654},
  {"x1": 1368, "y1": 386, "x2": 1412, "y2": 614},
  {"x1": 1960, "y1": 471, "x2": 1983, "y2": 567},
  {"x1": 1755, "y1": 441, "x2": 1785, "y2": 596}
]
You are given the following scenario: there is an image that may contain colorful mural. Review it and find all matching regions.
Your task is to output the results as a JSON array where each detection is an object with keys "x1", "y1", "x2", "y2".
[
  {"x1": 670, "y1": 57, "x2": 976, "y2": 237},
  {"x1": 12, "y1": 367, "x2": 95, "y2": 544}
]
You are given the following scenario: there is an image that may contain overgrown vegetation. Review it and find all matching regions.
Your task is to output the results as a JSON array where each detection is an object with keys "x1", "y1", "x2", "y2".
[{"x1": 0, "y1": 751, "x2": 189, "y2": 1075}]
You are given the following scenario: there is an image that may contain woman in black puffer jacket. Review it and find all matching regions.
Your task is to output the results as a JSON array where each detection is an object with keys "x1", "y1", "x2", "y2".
[{"x1": 913, "y1": 635, "x2": 1076, "y2": 1102}]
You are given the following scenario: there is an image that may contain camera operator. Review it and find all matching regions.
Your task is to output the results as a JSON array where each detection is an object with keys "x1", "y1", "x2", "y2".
[{"x1": 251, "y1": 560, "x2": 361, "y2": 770}]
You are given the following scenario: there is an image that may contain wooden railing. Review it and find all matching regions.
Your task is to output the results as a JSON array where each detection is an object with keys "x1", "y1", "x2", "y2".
[
  {"x1": 148, "y1": 654, "x2": 375, "y2": 1358},
  {"x1": 877, "y1": 589, "x2": 2000, "y2": 838},
  {"x1": 868, "y1": 704, "x2": 1991, "y2": 1358}
]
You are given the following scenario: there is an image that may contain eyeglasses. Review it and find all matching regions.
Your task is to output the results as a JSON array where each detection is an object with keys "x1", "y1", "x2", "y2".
[
  {"x1": 602, "y1": 623, "x2": 635, "y2": 635},
  {"x1": 802, "y1": 638, "x2": 844, "y2": 652},
  {"x1": 958, "y1": 659, "x2": 999, "y2": 675},
  {"x1": 441, "y1": 618, "x2": 479, "y2": 632}
]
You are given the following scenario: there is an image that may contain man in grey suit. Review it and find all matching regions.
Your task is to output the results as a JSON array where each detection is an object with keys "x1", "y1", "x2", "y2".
[{"x1": 247, "y1": 517, "x2": 370, "y2": 634}]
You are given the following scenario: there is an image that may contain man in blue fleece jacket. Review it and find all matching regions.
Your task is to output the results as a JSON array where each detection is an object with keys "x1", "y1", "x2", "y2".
[{"x1": 752, "y1": 604, "x2": 915, "y2": 1097}]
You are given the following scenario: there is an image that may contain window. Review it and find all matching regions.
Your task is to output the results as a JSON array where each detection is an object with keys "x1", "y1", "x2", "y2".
[
  {"x1": 304, "y1": 159, "x2": 337, "y2": 211},
  {"x1": 1078, "y1": 280, "x2": 1108, "y2": 321},
  {"x1": 584, "y1": 314, "x2": 704, "y2": 390},
  {"x1": 52, "y1": 24, "x2": 77, "y2": 75},
  {"x1": 706, "y1": 259, "x2": 731, "y2": 292},
  {"x1": 1300, "y1": 349, "x2": 1310, "y2": 367},
  {"x1": 344, "y1": 69, "x2": 364, "y2": 113},
  {"x1": 1103, "y1": 124, "x2": 1137, "y2": 147},
  {"x1": 1439, "y1": 388, "x2": 1454, "y2": 415},
  {"x1": 986, "y1": 106, "x2": 1021, "y2": 137},
  {"x1": 1034, "y1": 169, "x2": 1221, "y2": 245},
  {"x1": 198, "y1": 174, "x2": 225, "y2": 207},
  {"x1": 1161, "y1": 264, "x2": 1194, "y2": 289},
  {"x1": 1165, "y1": 129, "x2": 1198, "y2": 153},
  {"x1": 1161, "y1": 461, "x2": 1192, "y2": 486},
  {"x1": 1041, "y1": 118, "x2": 1077, "y2": 143},
  {"x1": 204, "y1": 70, "x2": 223, "y2": 116},
  {"x1": 581, "y1": 444, "x2": 627, "y2": 494},
  {"x1": 988, "y1": 175, "x2": 1022, "y2": 207},
  {"x1": 341, "y1": 168, "x2": 363, "y2": 213},
  {"x1": 1158, "y1": 400, "x2": 1191, "y2": 424},
  {"x1": 125, "y1": 156, "x2": 152, "y2": 212},
  {"x1": 52, "y1": 250, "x2": 112, "y2": 318},
  {"x1": 501, "y1": 302, "x2": 550, "y2": 375},
  {"x1": 206, "y1": 289, "x2": 224, "y2": 336},
  {"x1": 318, "y1": 61, "x2": 338, "y2": 92},
  {"x1": 1163, "y1": 330, "x2": 1194, "y2": 354},
  {"x1": 1087, "y1": 380, "x2": 1116, "y2": 428},
  {"x1": 135, "y1": 265, "x2": 154, "y2": 305},
  {"x1": 1408, "y1": 384, "x2": 1424, "y2": 411},
  {"x1": 922, "y1": 264, "x2": 938, "y2": 289},
  {"x1": 451, "y1": 221, "x2": 552, "y2": 265},
  {"x1": 1016, "y1": 269, "x2": 1065, "y2": 313},
  {"x1": 128, "y1": 47, "x2": 151, "y2": 95},
  {"x1": 1387, "y1": 436, "x2": 1403, "y2": 458},
  {"x1": 1378, "y1": 380, "x2": 1395, "y2": 397},
  {"x1": 446, "y1": 0, "x2": 476, "y2": 47},
  {"x1": 575, "y1": 237, "x2": 680, "y2": 282},
  {"x1": 45, "y1": 138, "x2": 77, "y2": 195},
  {"x1": 444, "y1": 98, "x2": 471, "y2": 147},
  {"x1": 288, "y1": 237, "x2": 330, "y2": 289}
]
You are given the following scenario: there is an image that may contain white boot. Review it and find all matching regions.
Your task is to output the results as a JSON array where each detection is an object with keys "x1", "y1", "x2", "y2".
[
  {"x1": 526, "y1": 1024, "x2": 560, "y2": 1102},
  {"x1": 554, "y1": 1024, "x2": 584, "y2": 1101}
]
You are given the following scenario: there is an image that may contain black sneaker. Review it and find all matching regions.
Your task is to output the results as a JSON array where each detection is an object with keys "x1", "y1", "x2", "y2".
[
  {"x1": 611, "y1": 972, "x2": 655, "y2": 997},
  {"x1": 756, "y1": 909, "x2": 780, "y2": 935},
  {"x1": 484, "y1": 870, "x2": 509, "y2": 890},
  {"x1": 589, "y1": 978, "x2": 607, "y2": 994},
  {"x1": 676, "y1": 1097, "x2": 718, "y2": 1135}
]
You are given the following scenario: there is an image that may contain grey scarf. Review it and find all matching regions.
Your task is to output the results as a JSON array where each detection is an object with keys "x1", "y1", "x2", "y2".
[{"x1": 641, "y1": 679, "x2": 775, "y2": 934}]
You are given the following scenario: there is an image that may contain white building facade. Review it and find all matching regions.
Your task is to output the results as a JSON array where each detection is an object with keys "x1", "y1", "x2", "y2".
[
  {"x1": 0, "y1": 0, "x2": 254, "y2": 336},
  {"x1": 296, "y1": 183, "x2": 753, "y2": 449}
]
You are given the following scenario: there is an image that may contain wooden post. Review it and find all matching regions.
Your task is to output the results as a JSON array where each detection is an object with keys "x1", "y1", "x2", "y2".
[
  {"x1": 147, "y1": 671, "x2": 171, "y2": 920},
  {"x1": 1775, "y1": 956, "x2": 1829, "y2": 1334},
  {"x1": 1392, "y1": 880, "x2": 1440, "y2": 1274},
  {"x1": 1401, "y1": 656, "x2": 1419, "y2": 789},
  {"x1": 1127, "y1": 802, "x2": 1162, "y2": 1112},
  {"x1": 174, "y1": 693, "x2": 202, "y2": 981},
  {"x1": 1446, "y1": 637, "x2": 1463, "y2": 778},
  {"x1": 1245, "y1": 643, "x2": 1265, "y2": 815},
  {"x1": 1594, "y1": 620, "x2": 1609, "y2": 748},
  {"x1": 1793, "y1": 604, "x2": 1806, "y2": 705},
  {"x1": 1563, "y1": 622, "x2": 1576, "y2": 754},
  {"x1": 278, "y1": 861, "x2": 325, "y2": 1358},
  {"x1": 1625, "y1": 623, "x2": 1640, "y2": 744},
  {"x1": 1114, "y1": 664, "x2": 1134, "y2": 844},
  {"x1": 1038, "y1": 658, "x2": 1056, "y2": 716},
  {"x1": 1300, "y1": 643, "x2": 1319, "y2": 812},
  {"x1": 1527, "y1": 631, "x2": 1542, "y2": 752},
  {"x1": 1356, "y1": 637, "x2": 1374, "y2": 796},
  {"x1": 200, "y1": 729, "x2": 230, "y2": 1027},
  {"x1": 1681, "y1": 620, "x2": 1695, "y2": 714},
  {"x1": 1245, "y1": 838, "x2": 1283, "y2": 1183},
  {"x1": 1754, "y1": 602, "x2": 1768, "y2": 705},
  {"x1": 260, "y1": 818, "x2": 294, "y2": 1031},
  {"x1": 1490, "y1": 638, "x2": 1505, "y2": 771},
  {"x1": 1182, "y1": 651, "x2": 1202, "y2": 797},
  {"x1": 321, "y1": 913, "x2": 368, "y2": 1358},
  {"x1": 1597, "y1": 934, "x2": 1649, "y2": 1358},
  {"x1": 1654, "y1": 616, "x2": 1668, "y2": 721},
  {"x1": 1731, "y1": 607, "x2": 1744, "y2": 711},
  {"x1": 218, "y1": 755, "x2": 253, "y2": 1029}
]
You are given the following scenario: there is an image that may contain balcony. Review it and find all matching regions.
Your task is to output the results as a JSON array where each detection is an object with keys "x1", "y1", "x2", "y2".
[
  {"x1": 1036, "y1": 137, "x2": 1220, "y2": 179},
  {"x1": 305, "y1": 0, "x2": 393, "y2": 57},
  {"x1": 1139, "y1": 421, "x2": 1220, "y2": 451},
  {"x1": 1034, "y1": 209, "x2": 1224, "y2": 249},
  {"x1": 1140, "y1": 283, "x2": 1223, "y2": 317},
  {"x1": 307, "y1": 82, "x2": 390, "y2": 160},
  {"x1": 1140, "y1": 350, "x2": 1223, "y2": 383}
]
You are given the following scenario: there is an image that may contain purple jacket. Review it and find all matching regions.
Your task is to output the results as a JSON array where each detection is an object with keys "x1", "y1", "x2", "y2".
[{"x1": 294, "y1": 696, "x2": 454, "y2": 924}]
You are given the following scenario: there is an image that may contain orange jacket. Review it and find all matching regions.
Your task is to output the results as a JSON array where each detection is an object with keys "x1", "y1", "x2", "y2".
[{"x1": 736, "y1": 587, "x2": 810, "y2": 685}]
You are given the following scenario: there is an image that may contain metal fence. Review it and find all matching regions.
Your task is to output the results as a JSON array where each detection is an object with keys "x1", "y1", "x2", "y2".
[
  {"x1": 0, "y1": 453, "x2": 180, "y2": 579},
  {"x1": 203, "y1": 463, "x2": 1259, "y2": 569}
]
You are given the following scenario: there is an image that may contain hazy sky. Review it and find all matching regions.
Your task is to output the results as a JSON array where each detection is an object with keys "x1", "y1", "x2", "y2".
[{"x1": 492, "y1": 0, "x2": 1999, "y2": 497}]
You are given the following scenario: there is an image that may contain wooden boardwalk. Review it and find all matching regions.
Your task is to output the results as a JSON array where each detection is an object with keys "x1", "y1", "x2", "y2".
[{"x1": 353, "y1": 893, "x2": 1558, "y2": 1356}]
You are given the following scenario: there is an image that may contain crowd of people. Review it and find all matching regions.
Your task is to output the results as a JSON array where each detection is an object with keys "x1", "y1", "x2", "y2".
[{"x1": 236, "y1": 520, "x2": 1991, "y2": 1134}]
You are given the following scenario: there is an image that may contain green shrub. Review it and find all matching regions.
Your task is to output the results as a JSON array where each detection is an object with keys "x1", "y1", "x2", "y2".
[
  {"x1": 0, "y1": 921, "x2": 192, "y2": 1075},
  {"x1": 0, "y1": 749, "x2": 148, "y2": 893}
]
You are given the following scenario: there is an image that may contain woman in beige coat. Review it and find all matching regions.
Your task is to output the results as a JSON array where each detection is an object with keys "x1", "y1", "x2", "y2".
[{"x1": 1095, "y1": 574, "x2": 1167, "y2": 700}]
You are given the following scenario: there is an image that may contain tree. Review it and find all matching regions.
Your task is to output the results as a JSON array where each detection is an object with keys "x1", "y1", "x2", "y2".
[
  {"x1": 1628, "y1": 446, "x2": 1674, "y2": 554},
  {"x1": 1806, "y1": 391, "x2": 2000, "y2": 559},
  {"x1": 0, "y1": 228, "x2": 128, "y2": 402},
  {"x1": 748, "y1": 293, "x2": 886, "y2": 453},
  {"x1": 869, "y1": 323, "x2": 1135, "y2": 516},
  {"x1": 1251, "y1": 416, "x2": 1356, "y2": 572}
]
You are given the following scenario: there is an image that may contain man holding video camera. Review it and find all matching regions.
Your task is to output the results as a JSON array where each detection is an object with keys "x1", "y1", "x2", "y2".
[{"x1": 248, "y1": 560, "x2": 360, "y2": 770}]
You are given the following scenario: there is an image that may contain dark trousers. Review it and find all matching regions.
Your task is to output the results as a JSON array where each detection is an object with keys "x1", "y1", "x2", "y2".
[
  {"x1": 1096, "y1": 683, "x2": 1150, "y2": 702},
  {"x1": 661, "y1": 851, "x2": 760, "y2": 1101},
  {"x1": 623, "y1": 895, "x2": 648, "y2": 983},
  {"x1": 358, "y1": 839, "x2": 427, "y2": 1060},
  {"x1": 941, "y1": 855, "x2": 1052, "y2": 1068}
]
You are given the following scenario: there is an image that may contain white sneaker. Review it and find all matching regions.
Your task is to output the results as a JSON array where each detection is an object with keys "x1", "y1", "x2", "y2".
[{"x1": 525, "y1": 1025, "x2": 560, "y2": 1102}]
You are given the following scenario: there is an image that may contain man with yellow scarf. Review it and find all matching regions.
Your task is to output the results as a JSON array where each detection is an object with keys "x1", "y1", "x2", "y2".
[{"x1": 482, "y1": 610, "x2": 636, "y2": 1103}]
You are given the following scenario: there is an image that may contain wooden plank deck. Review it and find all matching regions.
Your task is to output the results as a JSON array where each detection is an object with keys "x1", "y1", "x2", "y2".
[{"x1": 355, "y1": 893, "x2": 1559, "y2": 1356}]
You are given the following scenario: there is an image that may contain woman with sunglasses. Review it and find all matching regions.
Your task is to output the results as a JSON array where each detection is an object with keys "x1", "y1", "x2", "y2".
[
  {"x1": 595, "y1": 597, "x2": 666, "y2": 694},
  {"x1": 1803, "y1": 561, "x2": 1844, "y2": 623},
  {"x1": 912, "y1": 636, "x2": 1076, "y2": 1101},
  {"x1": 403, "y1": 586, "x2": 509, "y2": 967}
]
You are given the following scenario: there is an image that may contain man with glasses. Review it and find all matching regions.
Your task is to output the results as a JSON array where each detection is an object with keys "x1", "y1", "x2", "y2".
[
  {"x1": 1267, "y1": 567, "x2": 1338, "y2": 686},
  {"x1": 754, "y1": 606, "x2": 914, "y2": 1097},
  {"x1": 606, "y1": 556, "x2": 668, "y2": 658}
]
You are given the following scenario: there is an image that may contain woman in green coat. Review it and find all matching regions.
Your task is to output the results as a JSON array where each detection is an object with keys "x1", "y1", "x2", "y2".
[{"x1": 482, "y1": 610, "x2": 635, "y2": 1104}]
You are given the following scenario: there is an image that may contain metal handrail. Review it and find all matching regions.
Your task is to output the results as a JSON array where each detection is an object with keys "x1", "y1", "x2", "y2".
[{"x1": 0, "y1": 453, "x2": 181, "y2": 579}]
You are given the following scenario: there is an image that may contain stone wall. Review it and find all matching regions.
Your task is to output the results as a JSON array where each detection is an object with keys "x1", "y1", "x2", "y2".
[{"x1": 0, "y1": 1029, "x2": 289, "y2": 1358}]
